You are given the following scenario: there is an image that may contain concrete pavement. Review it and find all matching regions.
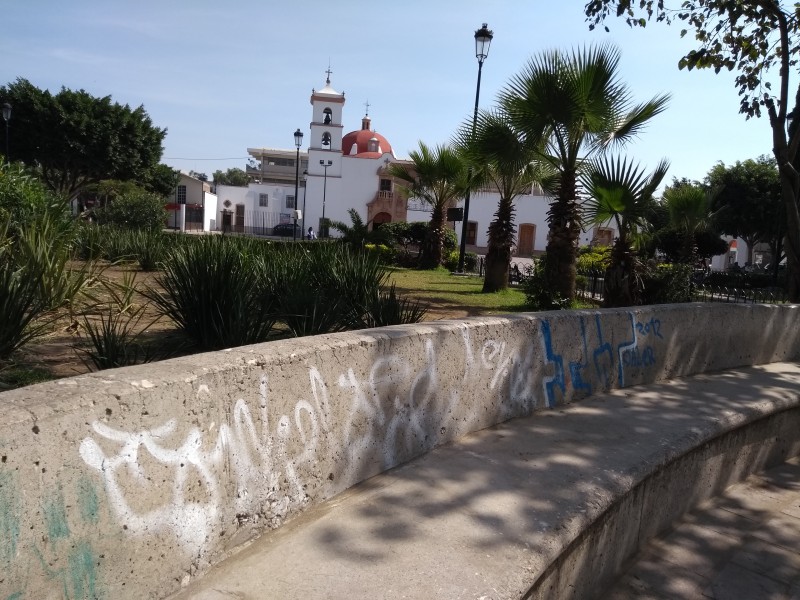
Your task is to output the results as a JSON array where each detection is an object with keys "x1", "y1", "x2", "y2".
[
  {"x1": 169, "y1": 363, "x2": 800, "y2": 600},
  {"x1": 605, "y1": 458, "x2": 800, "y2": 599}
]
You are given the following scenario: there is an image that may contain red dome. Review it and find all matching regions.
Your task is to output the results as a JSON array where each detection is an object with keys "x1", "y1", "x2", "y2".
[{"x1": 342, "y1": 116, "x2": 394, "y2": 158}]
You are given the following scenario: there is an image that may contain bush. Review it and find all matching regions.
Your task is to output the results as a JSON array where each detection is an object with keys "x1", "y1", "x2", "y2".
[
  {"x1": 146, "y1": 236, "x2": 278, "y2": 350},
  {"x1": 76, "y1": 305, "x2": 156, "y2": 370},
  {"x1": 640, "y1": 263, "x2": 693, "y2": 304},
  {"x1": 364, "y1": 243, "x2": 396, "y2": 265},
  {"x1": 442, "y1": 250, "x2": 460, "y2": 272},
  {"x1": 464, "y1": 252, "x2": 478, "y2": 272},
  {"x1": 95, "y1": 189, "x2": 167, "y2": 231},
  {"x1": 577, "y1": 245, "x2": 611, "y2": 271},
  {"x1": 521, "y1": 255, "x2": 571, "y2": 310}
]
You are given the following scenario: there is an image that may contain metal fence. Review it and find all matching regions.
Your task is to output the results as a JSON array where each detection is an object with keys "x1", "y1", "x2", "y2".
[{"x1": 693, "y1": 285, "x2": 789, "y2": 304}]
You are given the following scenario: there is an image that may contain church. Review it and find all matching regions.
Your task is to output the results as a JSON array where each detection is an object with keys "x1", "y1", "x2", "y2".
[{"x1": 213, "y1": 73, "x2": 617, "y2": 255}]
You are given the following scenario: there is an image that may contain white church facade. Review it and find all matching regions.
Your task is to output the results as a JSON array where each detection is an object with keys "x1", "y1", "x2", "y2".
[{"x1": 214, "y1": 74, "x2": 619, "y2": 255}]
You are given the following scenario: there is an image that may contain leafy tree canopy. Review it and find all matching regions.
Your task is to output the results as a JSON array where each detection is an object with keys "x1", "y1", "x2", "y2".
[
  {"x1": 213, "y1": 168, "x2": 250, "y2": 187},
  {"x1": 584, "y1": 1, "x2": 800, "y2": 298},
  {"x1": 0, "y1": 78, "x2": 166, "y2": 199},
  {"x1": 706, "y1": 155, "x2": 783, "y2": 244}
]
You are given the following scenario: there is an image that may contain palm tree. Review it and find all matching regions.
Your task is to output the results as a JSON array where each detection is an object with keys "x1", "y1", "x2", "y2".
[
  {"x1": 582, "y1": 156, "x2": 670, "y2": 307},
  {"x1": 456, "y1": 110, "x2": 552, "y2": 292},
  {"x1": 499, "y1": 44, "x2": 670, "y2": 303},
  {"x1": 663, "y1": 183, "x2": 719, "y2": 264},
  {"x1": 389, "y1": 142, "x2": 467, "y2": 269},
  {"x1": 329, "y1": 208, "x2": 392, "y2": 249}
]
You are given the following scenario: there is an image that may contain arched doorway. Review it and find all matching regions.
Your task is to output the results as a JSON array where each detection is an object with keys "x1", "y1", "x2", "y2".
[{"x1": 372, "y1": 212, "x2": 392, "y2": 229}]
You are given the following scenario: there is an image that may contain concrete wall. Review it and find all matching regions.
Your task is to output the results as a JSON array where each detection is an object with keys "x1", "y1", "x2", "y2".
[{"x1": 1, "y1": 303, "x2": 798, "y2": 599}]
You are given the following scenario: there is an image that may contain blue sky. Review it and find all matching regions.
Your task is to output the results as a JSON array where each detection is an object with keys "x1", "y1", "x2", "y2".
[{"x1": 2, "y1": 1, "x2": 776, "y2": 188}]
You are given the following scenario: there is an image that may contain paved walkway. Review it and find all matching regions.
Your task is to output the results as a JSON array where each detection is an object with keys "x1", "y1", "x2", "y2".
[{"x1": 604, "y1": 458, "x2": 800, "y2": 599}]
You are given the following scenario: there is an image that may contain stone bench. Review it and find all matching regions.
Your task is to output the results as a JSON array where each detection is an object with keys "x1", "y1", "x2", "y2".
[{"x1": 172, "y1": 362, "x2": 800, "y2": 599}]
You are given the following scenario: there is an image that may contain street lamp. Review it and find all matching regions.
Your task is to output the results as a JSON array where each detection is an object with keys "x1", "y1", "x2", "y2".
[
  {"x1": 293, "y1": 128, "x2": 303, "y2": 241},
  {"x1": 457, "y1": 23, "x2": 493, "y2": 273},
  {"x1": 301, "y1": 169, "x2": 308, "y2": 238},
  {"x1": 320, "y1": 159, "x2": 332, "y2": 238},
  {"x1": 2, "y1": 102, "x2": 11, "y2": 162}
]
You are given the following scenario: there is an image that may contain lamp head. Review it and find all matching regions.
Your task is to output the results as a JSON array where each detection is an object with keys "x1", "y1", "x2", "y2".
[
  {"x1": 294, "y1": 128, "x2": 303, "y2": 148},
  {"x1": 474, "y1": 23, "x2": 493, "y2": 62},
  {"x1": 2, "y1": 103, "x2": 11, "y2": 122}
]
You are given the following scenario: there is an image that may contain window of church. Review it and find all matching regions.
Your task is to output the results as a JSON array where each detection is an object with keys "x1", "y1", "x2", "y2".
[
  {"x1": 322, "y1": 132, "x2": 331, "y2": 147},
  {"x1": 259, "y1": 193, "x2": 268, "y2": 207},
  {"x1": 177, "y1": 185, "x2": 187, "y2": 204},
  {"x1": 285, "y1": 195, "x2": 295, "y2": 209},
  {"x1": 379, "y1": 179, "x2": 392, "y2": 192}
]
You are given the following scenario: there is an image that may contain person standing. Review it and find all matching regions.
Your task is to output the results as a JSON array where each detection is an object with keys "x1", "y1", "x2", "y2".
[{"x1": 307, "y1": 226, "x2": 316, "y2": 240}]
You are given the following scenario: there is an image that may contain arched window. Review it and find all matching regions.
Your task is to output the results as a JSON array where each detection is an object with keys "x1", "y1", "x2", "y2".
[
  {"x1": 321, "y1": 132, "x2": 331, "y2": 147},
  {"x1": 323, "y1": 108, "x2": 332, "y2": 124}
]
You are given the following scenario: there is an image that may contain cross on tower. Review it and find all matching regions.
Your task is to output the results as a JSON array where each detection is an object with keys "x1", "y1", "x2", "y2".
[
  {"x1": 364, "y1": 99, "x2": 370, "y2": 116},
  {"x1": 325, "y1": 65, "x2": 332, "y2": 84}
]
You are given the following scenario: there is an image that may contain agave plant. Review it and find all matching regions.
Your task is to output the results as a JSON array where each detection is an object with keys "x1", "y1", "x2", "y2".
[{"x1": 146, "y1": 236, "x2": 278, "y2": 350}]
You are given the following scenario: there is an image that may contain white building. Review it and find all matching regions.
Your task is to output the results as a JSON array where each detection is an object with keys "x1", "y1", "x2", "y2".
[
  {"x1": 167, "y1": 171, "x2": 215, "y2": 232},
  {"x1": 215, "y1": 73, "x2": 618, "y2": 254}
]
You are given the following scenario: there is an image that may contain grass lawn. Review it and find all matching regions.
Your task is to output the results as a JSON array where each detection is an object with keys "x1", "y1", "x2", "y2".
[{"x1": 386, "y1": 267, "x2": 529, "y2": 320}]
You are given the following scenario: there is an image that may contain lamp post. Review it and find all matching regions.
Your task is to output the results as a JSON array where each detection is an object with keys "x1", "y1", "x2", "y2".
[
  {"x1": 293, "y1": 128, "x2": 303, "y2": 241},
  {"x1": 457, "y1": 23, "x2": 493, "y2": 273},
  {"x1": 2, "y1": 102, "x2": 11, "y2": 162},
  {"x1": 301, "y1": 169, "x2": 308, "y2": 238},
  {"x1": 320, "y1": 159, "x2": 332, "y2": 238}
]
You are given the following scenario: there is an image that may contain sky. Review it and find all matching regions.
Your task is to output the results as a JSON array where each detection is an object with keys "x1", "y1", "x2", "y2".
[{"x1": 1, "y1": 1, "x2": 778, "y2": 188}]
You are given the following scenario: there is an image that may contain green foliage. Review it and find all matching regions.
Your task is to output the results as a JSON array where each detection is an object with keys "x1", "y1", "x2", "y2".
[
  {"x1": 389, "y1": 143, "x2": 468, "y2": 267},
  {"x1": 500, "y1": 44, "x2": 669, "y2": 301},
  {"x1": 76, "y1": 305, "x2": 156, "y2": 371},
  {"x1": 146, "y1": 236, "x2": 278, "y2": 351},
  {"x1": 95, "y1": 189, "x2": 167, "y2": 231},
  {"x1": 521, "y1": 255, "x2": 571, "y2": 310},
  {"x1": 640, "y1": 263, "x2": 693, "y2": 305},
  {"x1": 212, "y1": 168, "x2": 250, "y2": 187},
  {"x1": 330, "y1": 208, "x2": 393, "y2": 248},
  {"x1": 464, "y1": 252, "x2": 478, "y2": 272},
  {"x1": 364, "y1": 243, "x2": 396, "y2": 264},
  {"x1": 577, "y1": 245, "x2": 612, "y2": 271},
  {"x1": 142, "y1": 164, "x2": 180, "y2": 197},
  {"x1": 0, "y1": 78, "x2": 166, "y2": 197},
  {"x1": 0, "y1": 218, "x2": 48, "y2": 359},
  {"x1": 359, "y1": 283, "x2": 427, "y2": 328},
  {"x1": 442, "y1": 250, "x2": 460, "y2": 272}
]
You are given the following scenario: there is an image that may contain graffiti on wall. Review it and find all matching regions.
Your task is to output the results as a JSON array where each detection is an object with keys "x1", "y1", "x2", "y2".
[
  {"x1": 0, "y1": 470, "x2": 103, "y2": 599},
  {"x1": 64, "y1": 311, "x2": 668, "y2": 575}
]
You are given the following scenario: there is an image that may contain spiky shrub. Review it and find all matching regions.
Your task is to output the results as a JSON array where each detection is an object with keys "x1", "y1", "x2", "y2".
[
  {"x1": 76, "y1": 304, "x2": 156, "y2": 370},
  {"x1": 75, "y1": 222, "x2": 108, "y2": 261},
  {"x1": 359, "y1": 283, "x2": 427, "y2": 328},
  {"x1": 0, "y1": 230, "x2": 47, "y2": 358},
  {"x1": 15, "y1": 208, "x2": 97, "y2": 310},
  {"x1": 147, "y1": 236, "x2": 278, "y2": 350},
  {"x1": 131, "y1": 229, "x2": 173, "y2": 271}
]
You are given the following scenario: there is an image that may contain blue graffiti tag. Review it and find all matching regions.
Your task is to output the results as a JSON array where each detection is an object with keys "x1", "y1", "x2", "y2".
[
  {"x1": 568, "y1": 318, "x2": 593, "y2": 398},
  {"x1": 592, "y1": 315, "x2": 614, "y2": 390},
  {"x1": 540, "y1": 320, "x2": 566, "y2": 407}
]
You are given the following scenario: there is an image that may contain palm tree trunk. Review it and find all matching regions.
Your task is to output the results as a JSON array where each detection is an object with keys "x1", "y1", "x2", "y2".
[
  {"x1": 545, "y1": 171, "x2": 580, "y2": 302},
  {"x1": 483, "y1": 196, "x2": 516, "y2": 292},
  {"x1": 422, "y1": 206, "x2": 447, "y2": 269}
]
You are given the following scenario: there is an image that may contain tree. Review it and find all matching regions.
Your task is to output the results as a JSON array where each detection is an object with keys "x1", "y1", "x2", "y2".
[
  {"x1": 143, "y1": 164, "x2": 181, "y2": 198},
  {"x1": 706, "y1": 156, "x2": 784, "y2": 267},
  {"x1": 389, "y1": 143, "x2": 467, "y2": 268},
  {"x1": 499, "y1": 44, "x2": 669, "y2": 302},
  {"x1": 584, "y1": 1, "x2": 800, "y2": 299},
  {"x1": 0, "y1": 78, "x2": 166, "y2": 199},
  {"x1": 189, "y1": 171, "x2": 208, "y2": 182},
  {"x1": 455, "y1": 110, "x2": 549, "y2": 292},
  {"x1": 330, "y1": 208, "x2": 392, "y2": 248},
  {"x1": 582, "y1": 156, "x2": 670, "y2": 306},
  {"x1": 94, "y1": 189, "x2": 168, "y2": 231},
  {"x1": 663, "y1": 181, "x2": 720, "y2": 263},
  {"x1": 213, "y1": 168, "x2": 250, "y2": 187}
]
